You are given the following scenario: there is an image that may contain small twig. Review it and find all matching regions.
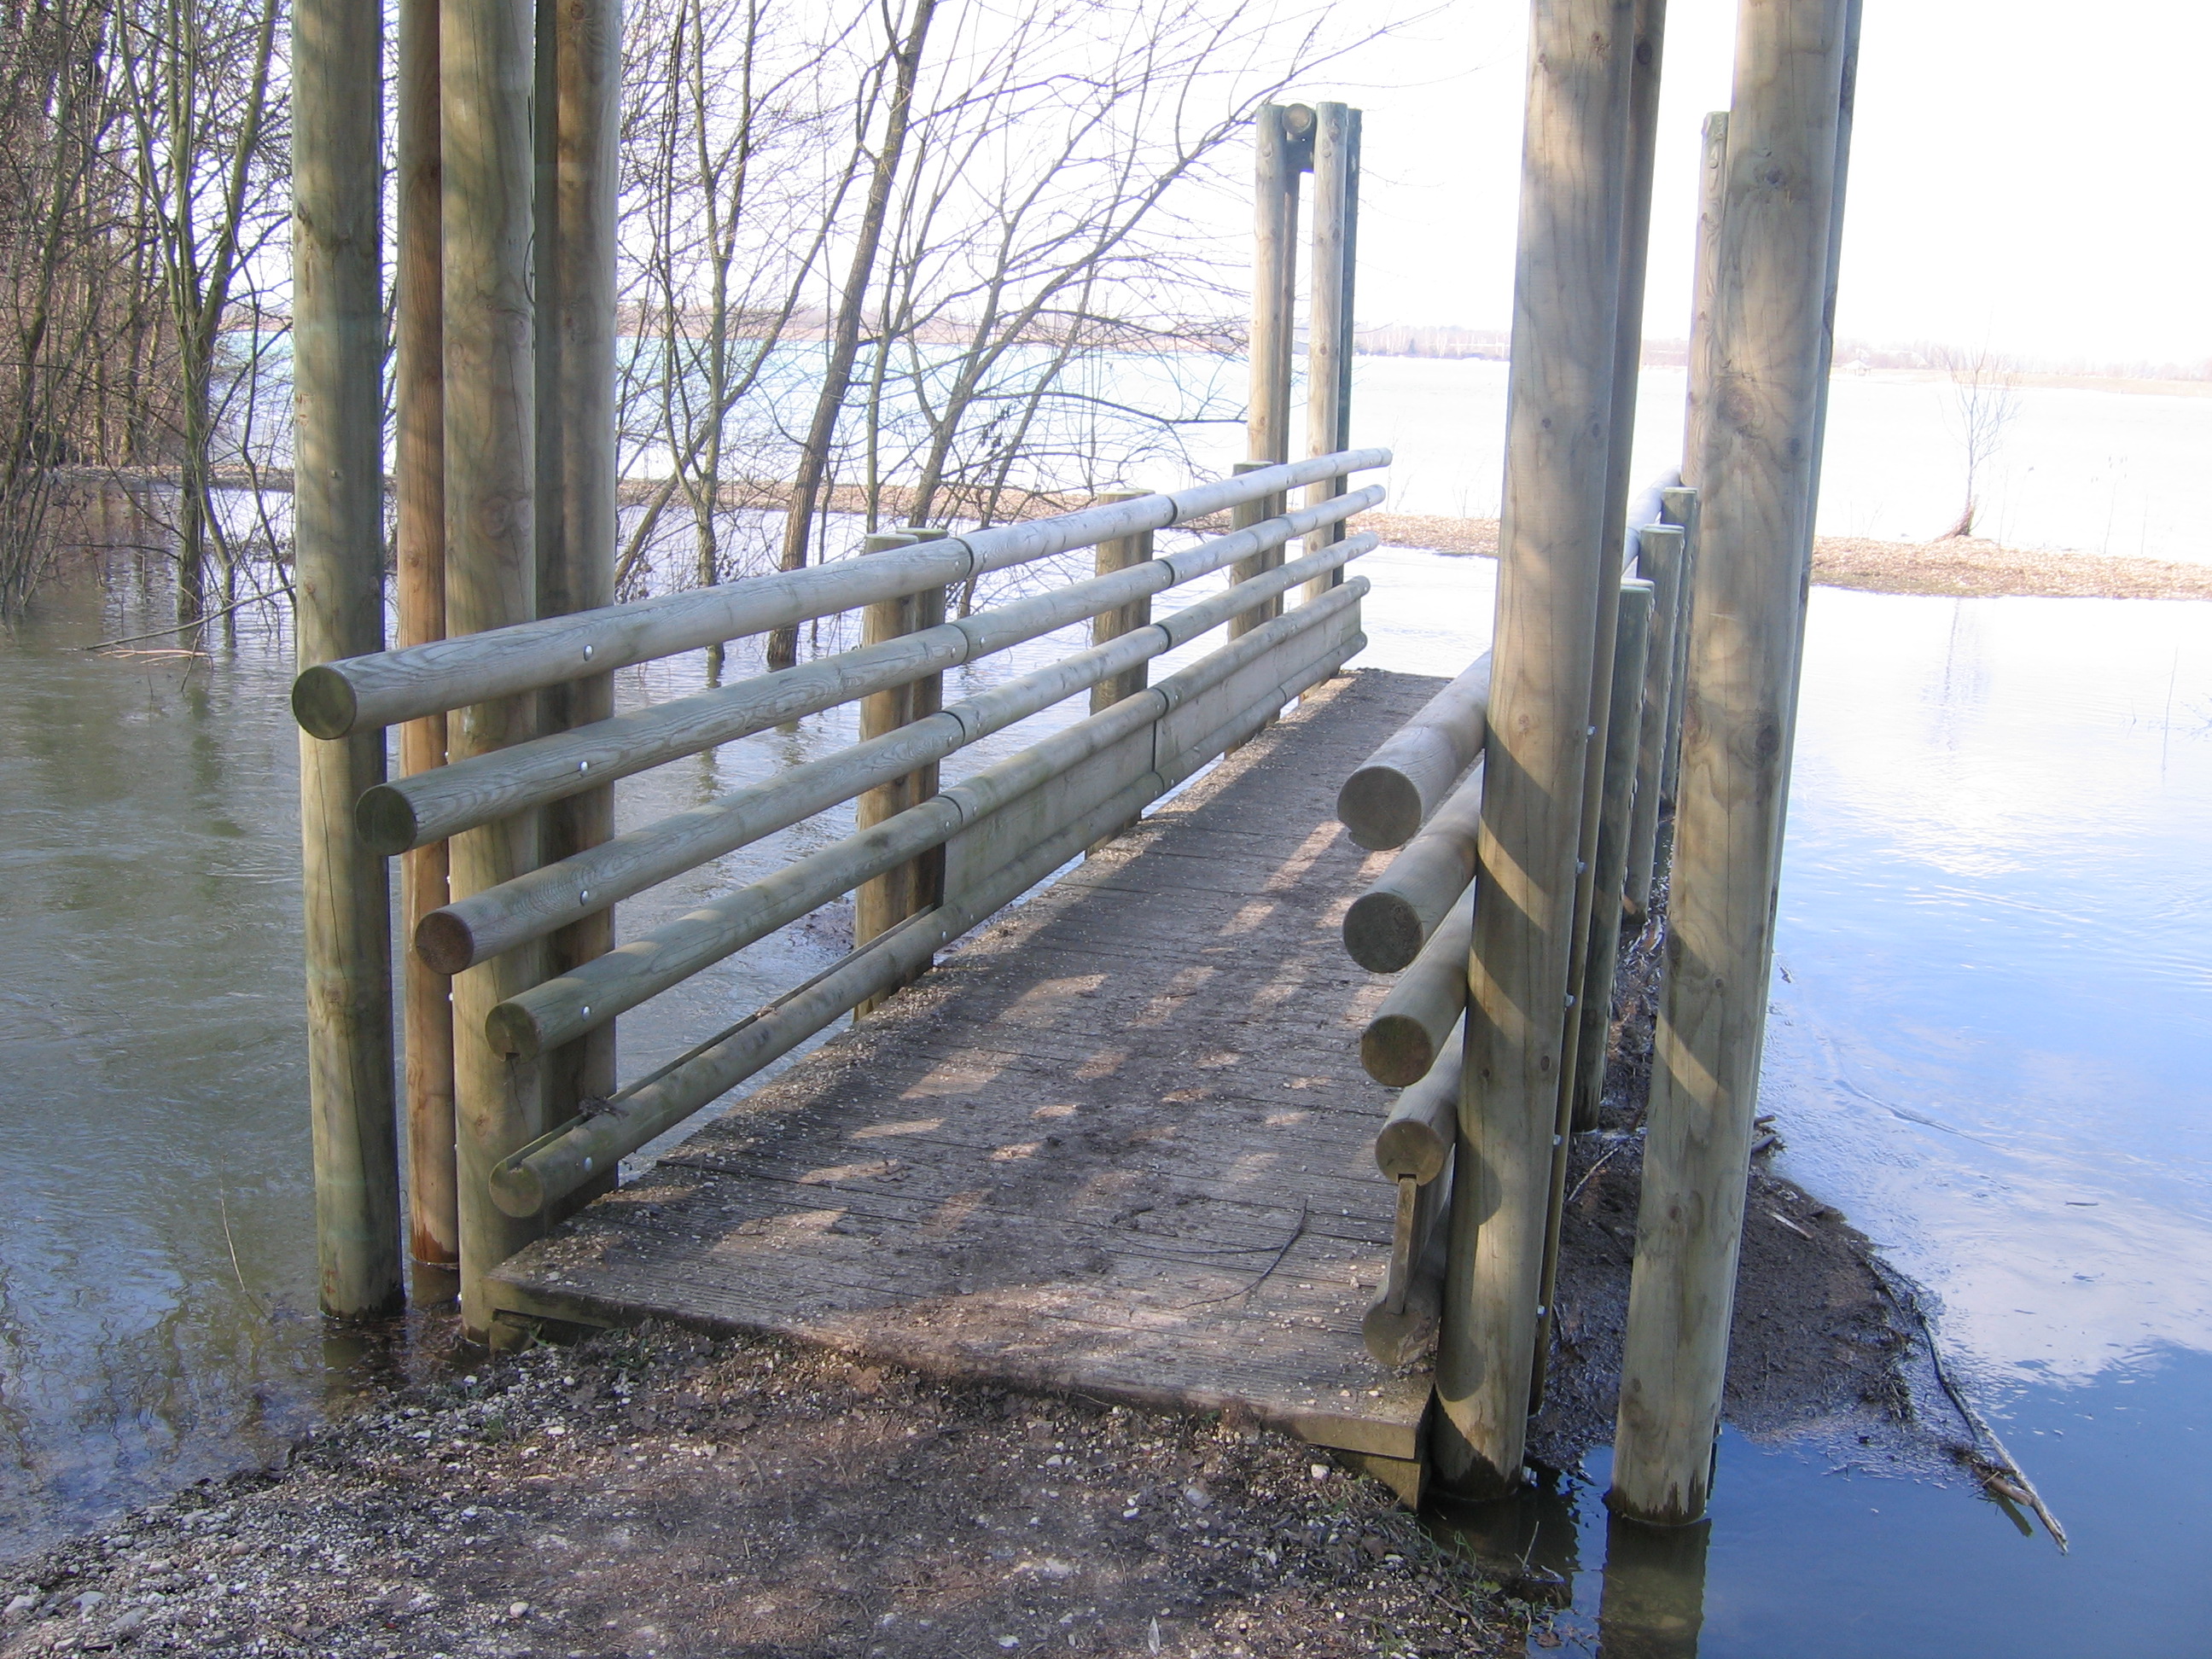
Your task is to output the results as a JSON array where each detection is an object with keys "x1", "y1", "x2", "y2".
[
  {"x1": 1870, "y1": 1257, "x2": 2068, "y2": 1551},
  {"x1": 1564, "y1": 1138, "x2": 1627, "y2": 1208},
  {"x1": 84, "y1": 581, "x2": 293, "y2": 650},
  {"x1": 217, "y1": 1189, "x2": 268, "y2": 1320},
  {"x1": 1765, "y1": 1208, "x2": 1812, "y2": 1240}
]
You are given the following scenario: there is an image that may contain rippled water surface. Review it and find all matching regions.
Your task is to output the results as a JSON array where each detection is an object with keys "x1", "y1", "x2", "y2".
[{"x1": 3, "y1": 544, "x2": 2209, "y2": 1658}]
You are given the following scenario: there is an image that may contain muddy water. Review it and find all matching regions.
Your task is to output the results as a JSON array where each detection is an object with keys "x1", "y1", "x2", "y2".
[{"x1": 4, "y1": 544, "x2": 2210, "y2": 1656}]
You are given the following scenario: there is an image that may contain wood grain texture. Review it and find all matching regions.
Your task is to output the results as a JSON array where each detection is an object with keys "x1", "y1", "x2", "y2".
[
  {"x1": 1437, "y1": 0, "x2": 1635, "y2": 1498},
  {"x1": 1335, "y1": 652, "x2": 1492, "y2": 852},
  {"x1": 1568, "y1": 577, "x2": 1652, "y2": 1134},
  {"x1": 443, "y1": 0, "x2": 548, "y2": 1336},
  {"x1": 295, "y1": 0, "x2": 401, "y2": 1318},
  {"x1": 488, "y1": 671, "x2": 1444, "y2": 1460},
  {"x1": 1359, "y1": 882, "x2": 1474, "y2": 1088},
  {"x1": 395, "y1": 0, "x2": 455, "y2": 1273},
  {"x1": 1341, "y1": 759, "x2": 1483, "y2": 973},
  {"x1": 1301, "y1": 103, "x2": 1356, "y2": 602},
  {"x1": 1612, "y1": 0, "x2": 1850, "y2": 1528},
  {"x1": 536, "y1": 0, "x2": 622, "y2": 1204},
  {"x1": 1621, "y1": 522, "x2": 1685, "y2": 925},
  {"x1": 856, "y1": 532, "x2": 949, "y2": 995}
]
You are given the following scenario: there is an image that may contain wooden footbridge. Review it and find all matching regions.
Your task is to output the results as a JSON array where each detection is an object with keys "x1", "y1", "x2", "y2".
[{"x1": 289, "y1": 0, "x2": 1858, "y2": 1529}]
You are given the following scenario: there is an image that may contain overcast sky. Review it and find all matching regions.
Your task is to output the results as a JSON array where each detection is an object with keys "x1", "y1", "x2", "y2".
[{"x1": 1286, "y1": 0, "x2": 2212, "y2": 368}]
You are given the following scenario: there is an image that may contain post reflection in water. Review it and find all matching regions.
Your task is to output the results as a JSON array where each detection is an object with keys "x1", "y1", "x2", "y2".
[
  {"x1": 1596, "y1": 1511, "x2": 1710, "y2": 1659},
  {"x1": 1425, "y1": 1468, "x2": 1582, "y2": 1610}
]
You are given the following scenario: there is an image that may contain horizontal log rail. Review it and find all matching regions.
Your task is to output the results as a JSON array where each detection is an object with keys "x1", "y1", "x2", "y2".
[
  {"x1": 420, "y1": 531, "x2": 1378, "y2": 971},
  {"x1": 290, "y1": 451, "x2": 1391, "y2": 1294},
  {"x1": 354, "y1": 484, "x2": 1382, "y2": 855},
  {"x1": 486, "y1": 613, "x2": 1362, "y2": 1218},
  {"x1": 293, "y1": 448, "x2": 1389, "y2": 739},
  {"x1": 484, "y1": 579, "x2": 1369, "y2": 1060}
]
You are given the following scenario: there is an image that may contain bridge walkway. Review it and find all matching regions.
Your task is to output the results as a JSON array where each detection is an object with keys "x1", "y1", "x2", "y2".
[{"x1": 489, "y1": 668, "x2": 1446, "y2": 1497}]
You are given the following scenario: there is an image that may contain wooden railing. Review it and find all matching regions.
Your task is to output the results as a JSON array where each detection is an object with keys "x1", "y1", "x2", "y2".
[
  {"x1": 294, "y1": 447, "x2": 1390, "y2": 1328},
  {"x1": 1333, "y1": 477, "x2": 1697, "y2": 1368}
]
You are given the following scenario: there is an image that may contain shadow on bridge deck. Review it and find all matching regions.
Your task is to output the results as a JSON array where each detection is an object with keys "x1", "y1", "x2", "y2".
[{"x1": 491, "y1": 668, "x2": 1447, "y2": 1498}]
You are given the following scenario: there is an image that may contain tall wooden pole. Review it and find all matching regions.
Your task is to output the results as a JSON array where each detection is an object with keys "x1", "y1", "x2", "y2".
[
  {"x1": 1661, "y1": 117, "x2": 1728, "y2": 828},
  {"x1": 853, "y1": 528, "x2": 949, "y2": 1016},
  {"x1": 1610, "y1": 0, "x2": 1850, "y2": 1527},
  {"x1": 1248, "y1": 105, "x2": 1299, "y2": 474},
  {"x1": 1301, "y1": 102, "x2": 1355, "y2": 603},
  {"x1": 1533, "y1": 0, "x2": 1667, "y2": 1403},
  {"x1": 396, "y1": 0, "x2": 457, "y2": 1281},
  {"x1": 536, "y1": 0, "x2": 621, "y2": 1212},
  {"x1": 294, "y1": 0, "x2": 402, "y2": 1318},
  {"x1": 1434, "y1": 0, "x2": 1633, "y2": 1497},
  {"x1": 445, "y1": 0, "x2": 546, "y2": 1339}
]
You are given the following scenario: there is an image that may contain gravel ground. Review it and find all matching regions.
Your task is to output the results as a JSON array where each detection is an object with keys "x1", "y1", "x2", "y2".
[{"x1": 0, "y1": 1327, "x2": 1524, "y2": 1659}]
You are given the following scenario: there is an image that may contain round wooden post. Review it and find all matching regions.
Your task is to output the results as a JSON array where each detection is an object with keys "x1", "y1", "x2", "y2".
[
  {"x1": 1621, "y1": 521, "x2": 1685, "y2": 923},
  {"x1": 1089, "y1": 492, "x2": 1155, "y2": 713},
  {"x1": 444, "y1": 0, "x2": 547, "y2": 1340},
  {"x1": 294, "y1": 0, "x2": 402, "y2": 1318},
  {"x1": 1301, "y1": 102, "x2": 1355, "y2": 604},
  {"x1": 536, "y1": 0, "x2": 621, "y2": 1214},
  {"x1": 1227, "y1": 462, "x2": 1284, "y2": 641},
  {"x1": 1679, "y1": 111, "x2": 1731, "y2": 497},
  {"x1": 854, "y1": 529, "x2": 949, "y2": 1014},
  {"x1": 1535, "y1": 0, "x2": 1667, "y2": 1404},
  {"x1": 1434, "y1": 0, "x2": 1633, "y2": 1498},
  {"x1": 1249, "y1": 107, "x2": 1299, "y2": 472},
  {"x1": 1610, "y1": 0, "x2": 1851, "y2": 1527},
  {"x1": 1569, "y1": 575, "x2": 1652, "y2": 1135},
  {"x1": 395, "y1": 0, "x2": 457, "y2": 1281}
]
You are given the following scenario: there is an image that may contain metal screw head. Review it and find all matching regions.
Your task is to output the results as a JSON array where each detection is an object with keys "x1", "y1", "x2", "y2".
[
  {"x1": 579, "y1": 889, "x2": 591, "y2": 905},
  {"x1": 582, "y1": 643, "x2": 595, "y2": 661},
  {"x1": 578, "y1": 760, "x2": 591, "y2": 772}
]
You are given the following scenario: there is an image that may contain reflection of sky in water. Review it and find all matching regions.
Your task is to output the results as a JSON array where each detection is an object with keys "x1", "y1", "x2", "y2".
[{"x1": 1769, "y1": 589, "x2": 2212, "y2": 1384}]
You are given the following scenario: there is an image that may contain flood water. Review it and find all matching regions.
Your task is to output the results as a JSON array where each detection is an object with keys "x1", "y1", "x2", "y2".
[{"x1": 3, "y1": 531, "x2": 2209, "y2": 1655}]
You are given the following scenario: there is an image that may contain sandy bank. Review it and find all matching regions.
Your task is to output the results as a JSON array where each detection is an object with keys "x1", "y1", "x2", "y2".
[{"x1": 1365, "y1": 511, "x2": 2212, "y2": 602}]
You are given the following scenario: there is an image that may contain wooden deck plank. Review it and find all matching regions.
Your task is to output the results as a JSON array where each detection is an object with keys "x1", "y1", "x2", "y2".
[{"x1": 491, "y1": 668, "x2": 1448, "y2": 1463}]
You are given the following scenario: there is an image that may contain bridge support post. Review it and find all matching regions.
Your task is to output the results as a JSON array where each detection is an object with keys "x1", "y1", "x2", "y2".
[
  {"x1": 396, "y1": 0, "x2": 458, "y2": 1284},
  {"x1": 295, "y1": 0, "x2": 402, "y2": 1319},
  {"x1": 445, "y1": 0, "x2": 549, "y2": 1341},
  {"x1": 1433, "y1": 0, "x2": 1635, "y2": 1498},
  {"x1": 855, "y1": 530, "x2": 948, "y2": 1016},
  {"x1": 536, "y1": 0, "x2": 622, "y2": 1215},
  {"x1": 1564, "y1": 575, "x2": 1655, "y2": 1140},
  {"x1": 1610, "y1": 0, "x2": 1854, "y2": 1526},
  {"x1": 1301, "y1": 102, "x2": 1359, "y2": 601},
  {"x1": 1534, "y1": 0, "x2": 1668, "y2": 1406}
]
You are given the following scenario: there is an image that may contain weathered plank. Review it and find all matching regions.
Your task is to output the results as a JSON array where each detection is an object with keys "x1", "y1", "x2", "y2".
[{"x1": 491, "y1": 669, "x2": 1449, "y2": 1460}]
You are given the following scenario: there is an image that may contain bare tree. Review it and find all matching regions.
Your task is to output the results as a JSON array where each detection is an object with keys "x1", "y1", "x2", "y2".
[{"x1": 1936, "y1": 343, "x2": 2021, "y2": 540}]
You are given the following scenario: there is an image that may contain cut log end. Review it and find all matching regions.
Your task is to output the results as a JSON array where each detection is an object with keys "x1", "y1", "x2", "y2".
[
  {"x1": 1336, "y1": 766, "x2": 1423, "y2": 851},
  {"x1": 484, "y1": 999, "x2": 542, "y2": 1062},
  {"x1": 292, "y1": 663, "x2": 361, "y2": 741},
  {"x1": 414, "y1": 907, "x2": 477, "y2": 977},
  {"x1": 1342, "y1": 890, "x2": 1424, "y2": 973},
  {"x1": 1361, "y1": 1016, "x2": 1439, "y2": 1089},
  {"x1": 354, "y1": 783, "x2": 422, "y2": 858}
]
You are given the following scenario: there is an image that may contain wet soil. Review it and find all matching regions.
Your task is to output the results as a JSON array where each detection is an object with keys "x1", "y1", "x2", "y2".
[{"x1": 0, "y1": 1329, "x2": 1506, "y2": 1659}]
